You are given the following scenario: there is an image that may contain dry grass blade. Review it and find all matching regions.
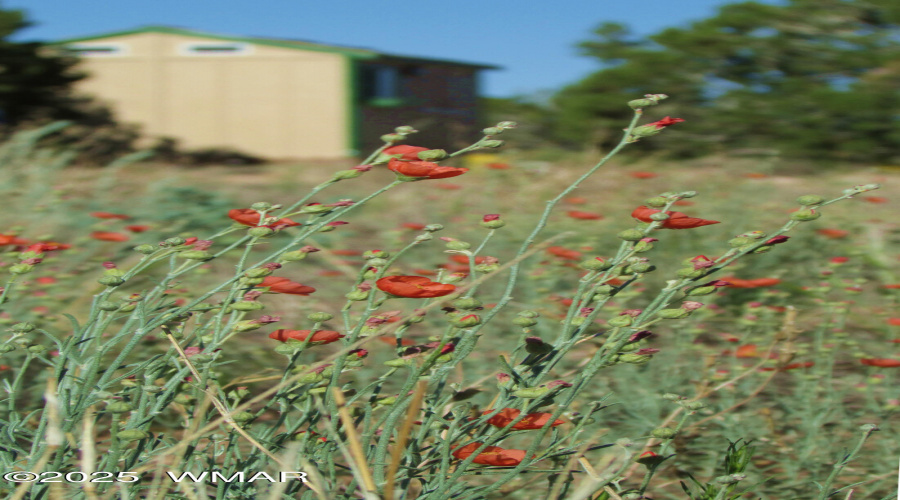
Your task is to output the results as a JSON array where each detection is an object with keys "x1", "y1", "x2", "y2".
[
  {"x1": 384, "y1": 379, "x2": 428, "y2": 499},
  {"x1": 80, "y1": 405, "x2": 100, "y2": 500},
  {"x1": 332, "y1": 388, "x2": 379, "y2": 497},
  {"x1": 11, "y1": 375, "x2": 62, "y2": 500}
]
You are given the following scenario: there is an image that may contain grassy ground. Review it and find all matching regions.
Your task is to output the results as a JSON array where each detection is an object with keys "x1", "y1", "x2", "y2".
[{"x1": 3, "y1": 146, "x2": 898, "y2": 498}]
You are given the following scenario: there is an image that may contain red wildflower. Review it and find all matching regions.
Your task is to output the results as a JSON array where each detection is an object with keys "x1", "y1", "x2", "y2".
[
  {"x1": 376, "y1": 275, "x2": 456, "y2": 298},
  {"x1": 863, "y1": 196, "x2": 888, "y2": 204},
  {"x1": 450, "y1": 255, "x2": 490, "y2": 265},
  {"x1": 888, "y1": 318, "x2": 900, "y2": 326},
  {"x1": 743, "y1": 173, "x2": 768, "y2": 179},
  {"x1": 0, "y1": 234, "x2": 29, "y2": 246},
  {"x1": 565, "y1": 197, "x2": 588, "y2": 205},
  {"x1": 35, "y1": 276, "x2": 57, "y2": 284},
  {"x1": 383, "y1": 145, "x2": 429, "y2": 161},
  {"x1": 452, "y1": 443, "x2": 528, "y2": 466},
  {"x1": 860, "y1": 358, "x2": 900, "y2": 368},
  {"x1": 126, "y1": 225, "x2": 150, "y2": 233},
  {"x1": 567, "y1": 211, "x2": 604, "y2": 220},
  {"x1": 227, "y1": 208, "x2": 300, "y2": 229},
  {"x1": 631, "y1": 206, "x2": 720, "y2": 229},
  {"x1": 256, "y1": 276, "x2": 316, "y2": 295},
  {"x1": 629, "y1": 171, "x2": 657, "y2": 179},
  {"x1": 26, "y1": 242, "x2": 70, "y2": 252},
  {"x1": 734, "y1": 344, "x2": 759, "y2": 358},
  {"x1": 646, "y1": 116, "x2": 685, "y2": 129},
  {"x1": 90, "y1": 211, "x2": 130, "y2": 220},
  {"x1": 483, "y1": 408, "x2": 564, "y2": 430},
  {"x1": 487, "y1": 162, "x2": 511, "y2": 170},
  {"x1": 720, "y1": 276, "x2": 781, "y2": 288},
  {"x1": 401, "y1": 222, "x2": 426, "y2": 230},
  {"x1": 673, "y1": 200, "x2": 695, "y2": 206},
  {"x1": 830, "y1": 257, "x2": 849, "y2": 264},
  {"x1": 331, "y1": 249, "x2": 362, "y2": 256},
  {"x1": 817, "y1": 228, "x2": 849, "y2": 239},
  {"x1": 882, "y1": 284, "x2": 900, "y2": 289},
  {"x1": 268, "y1": 329, "x2": 344, "y2": 345},
  {"x1": 435, "y1": 183, "x2": 463, "y2": 190},
  {"x1": 547, "y1": 246, "x2": 582, "y2": 260},
  {"x1": 91, "y1": 232, "x2": 130, "y2": 242},
  {"x1": 387, "y1": 158, "x2": 468, "y2": 180}
]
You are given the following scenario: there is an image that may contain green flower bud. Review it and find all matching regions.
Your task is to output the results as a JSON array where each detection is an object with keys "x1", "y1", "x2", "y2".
[
  {"x1": 687, "y1": 286, "x2": 716, "y2": 296},
  {"x1": 796, "y1": 195, "x2": 825, "y2": 206},
  {"x1": 164, "y1": 237, "x2": 186, "y2": 246},
  {"x1": 519, "y1": 310, "x2": 540, "y2": 318},
  {"x1": 496, "y1": 121, "x2": 517, "y2": 129},
  {"x1": 580, "y1": 258, "x2": 612, "y2": 271},
  {"x1": 381, "y1": 133, "x2": 404, "y2": 144},
  {"x1": 627, "y1": 262, "x2": 655, "y2": 273},
  {"x1": 384, "y1": 358, "x2": 413, "y2": 368},
  {"x1": 451, "y1": 314, "x2": 481, "y2": 328},
  {"x1": 658, "y1": 308, "x2": 690, "y2": 319},
  {"x1": 480, "y1": 219, "x2": 506, "y2": 229},
  {"x1": 633, "y1": 240, "x2": 655, "y2": 253},
  {"x1": 308, "y1": 312, "x2": 334, "y2": 322},
  {"x1": 479, "y1": 139, "x2": 504, "y2": 148},
  {"x1": 651, "y1": 428, "x2": 677, "y2": 439},
  {"x1": 9, "y1": 264, "x2": 34, "y2": 275},
  {"x1": 181, "y1": 250, "x2": 213, "y2": 261},
  {"x1": 281, "y1": 250, "x2": 309, "y2": 261},
  {"x1": 244, "y1": 267, "x2": 274, "y2": 278},
  {"x1": 424, "y1": 224, "x2": 443, "y2": 232},
  {"x1": 649, "y1": 213, "x2": 669, "y2": 221},
  {"x1": 296, "y1": 372, "x2": 323, "y2": 384},
  {"x1": 445, "y1": 240, "x2": 471, "y2": 251},
  {"x1": 675, "y1": 268, "x2": 705, "y2": 279},
  {"x1": 0, "y1": 344, "x2": 16, "y2": 353},
  {"x1": 239, "y1": 277, "x2": 265, "y2": 286},
  {"x1": 98, "y1": 301, "x2": 119, "y2": 311},
  {"x1": 332, "y1": 169, "x2": 363, "y2": 180},
  {"x1": 345, "y1": 290, "x2": 369, "y2": 301},
  {"x1": 645, "y1": 197, "x2": 668, "y2": 208},
  {"x1": 417, "y1": 149, "x2": 448, "y2": 161},
  {"x1": 173, "y1": 394, "x2": 194, "y2": 405},
  {"x1": 790, "y1": 209, "x2": 821, "y2": 222},
  {"x1": 512, "y1": 316, "x2": 538, "y2": 327},
  {"x1": 753, "y1": 245, "x2": 773, "y2": 254},
  {"x1": 134, "y1": 244, "x2": 156, "y2": 254},
  {"x1": 117, "y1": 429, "x2": 150, "y2": 442},
  {"x1": 617, "y1": 229, "x2": 645, "y2": 241},
  {"x1": 451, "y1": 297, "x2": 482, "y2": 310},
  {"x1": 513, "y1": 387, "x2": 549, "y2": 399},
  {"x1": 592, "y1": 285, "x2": 614, "y2": 296},
  {"x1": 230, "y1": 301, "x2": 264, "y2": 311},
  {"x1": 234, "y1": 320, "x2": 263, "y2": 332},
  {"x1": 684, "y1": 401, "x2": 707, "y2": 411},
  {"x1": 11, "y1": 322, "x2": 35, "y2": 333},
  {"x1": 617, "y1": 352, "x2": 652, "y2": 365},
  {"x1": 97, "y1": 275, "x2": 125, "y2": 287},
  {"x1": 628, "y1": 98, "x2": 656, "y2": 109},
  {"x1": 728, "y1": 237, "x2": 754, "y2": 248},
  {"x1": 248, "y1": 227, "x2": 275, "y2": 238}
]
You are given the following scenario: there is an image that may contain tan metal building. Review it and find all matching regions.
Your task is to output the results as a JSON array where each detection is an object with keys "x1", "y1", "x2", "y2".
[{"x1": 56, "y1": 26, "x2": 497, "y2": 159}]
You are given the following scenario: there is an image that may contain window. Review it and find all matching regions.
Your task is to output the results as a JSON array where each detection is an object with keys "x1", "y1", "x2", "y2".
[
  {"x1": 178, "y1": 42, "x2": 252, "y2": 56},
  {"x1": 360, "y1": 65, "x2": 400, "y2": 100},
  {"x1": 65, "y1": 43, "x2": 128, "y2": 57}
]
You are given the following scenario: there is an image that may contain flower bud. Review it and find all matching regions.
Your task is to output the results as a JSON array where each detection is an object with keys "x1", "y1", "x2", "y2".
[
  {"x1": 445, "y1": 240, "x2": 471, "y2": 251},
  {"x1": 649, "y1": 213, "x2": 669, "y2": 222},
  {"x1": 281, "y1": 250, "x2": 309, "y2": 261},
  {"x1": 451, "y1": 314, "x2": 481, "y2": 328},
  {"x1": 512, "y1": 316, "x2": 538, "y2": 327},
  {"x1": 244, "y1": 267, "x2": 274, "y2": 278},
  {"x1": 394, "y1": 125, "x2": 417, "y2": 135},
  {"x1": 658, "y1": 308, "x2": 690, "y2": 319},
  {"x1": 181, "y1": 250, "x2": 213, "y2": 261},
  {"x1": 790, "y1": 209, "x2": 821, "y2": 222},
  {"x1": 513, "y1": 387, "x2": 549, "y2": 399},
  {"x1": 97, "y1": 275, "x2": 125, "y2": 287},
  {"x1": 580, "y1": 258, "x2": 612, "y2": 271},
  {"x1": 164, "y1": 237, "x2": 186, "y2": 246},
  {"x1": 496, "y1": 121, "x2": 517, "y2": 129},
  {"x1": 332, "y1": 169, "x2": 364, "y2": 180},
  {"x1": 651, "y1": 428, "x2": 677, "y2": 439},
  {"x1": 0, "y1": 344, "x2": 16, "y2": 353},
  {"x1": 628, "y1": 98, "x2": 656, "y2": 109},
  {"x1": 482, "y1": 127, "x2": 502, "y2": 136},
  {"x1": 9, "y1": 264, "x2": 34, "y2": 275},
  {"x1": 480, "y1": 215, "x2": 506, "y2": 229},
  {"x1": 417, "y1": 149, "x2": 448, "y2": 161},
  {"x1": 134, "y1": 244, "x2": 156, "y2": 254},
  {"x1": 451, "y1": 297, "x2": 482, "y2": 310},
  {"x1": 234, "y1": 320, "x2": 263, "y2": 332},
  {"x1": 345, "y1": 290, "x2": 370, "y2": 301},
  {"x1": 248, "y1": 227, "x2": 275, "y2": 238},
  {"x1": 627, "y1": 262, "x2": 655, "y2": 274},
  {"x1": 676, "y1": 268, "x2": 705, "y2": 279},
  {"x1": 617, "y1": 352, "x2": 652, "y2": 365},
  {"x1": 384, "y1": 358, "x2": 413, "y2": 368},
  {"x1": 231, "y1": 301, "x2": 264, "y2": 311},
  {"x1": 381, "y1": 133, "x2": 405, "y2": 144},
  {"x1": 98, "y1": 301, "x2": 119, "y2": 311},
  {"x1": 308, "y1": 312, "x2": 334, "y2": 322},
  {"x1": 796, "y1": 195, "x2": 825, "y2": 206},
  {"x1": 645, "y1": 197, "x2": 668, "y2": 208},
  {"x1": 479, "y1": 139, "x2": 504, "y2": 148},
  {"x1": 617, "y1": 229, "x2": 645, "y2": 241}
]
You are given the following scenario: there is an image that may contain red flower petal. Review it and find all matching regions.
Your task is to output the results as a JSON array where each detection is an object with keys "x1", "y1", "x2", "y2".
[
  {"x1": 483, "y1": 408, "x2": 564, "y2": 430},
  {"x1": 90, "y1": 211, "x2": 130, "y2": 220},
  {"x1": 720, "y1": 277, "x2": 781, "y2": 288},
  {"x1": 376, "y1": 275, "x2": 456, "y2": 298},
  {"x1": 228, "y1": 208, "x2": 300, "y2": 229},
  {"x1": 91, "y1": 231, "x2": 130, "y2": 242},
  {"x1": 383, "y1": 145, "x2": 429, "y2": 161},
  {"x1": 256, "y1": 276, "x2": 316, "y2": 295},
  {"x1": 269, "y1": 329, "x2": 344, "y2": 345},
  {"x1": 451, "y1": 443, "x2": 528, "y2": 466},
  {"x1": 387, "y1": 159, "x2": 468, "y2": 180},
  {"x1": 631, "y1": 206, "x2": 719, "y2": 229},
  {"x1": 567, "y1": 211, "x2": 604, "y2": 220},
  {"x1": 860, "y1": 358, "x2": 900, "y2": 368}
]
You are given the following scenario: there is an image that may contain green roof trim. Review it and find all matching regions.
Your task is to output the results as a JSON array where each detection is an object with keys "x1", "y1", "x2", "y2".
[{"x1": 53, "y1": 25, "x2": 499, "y2": 69}]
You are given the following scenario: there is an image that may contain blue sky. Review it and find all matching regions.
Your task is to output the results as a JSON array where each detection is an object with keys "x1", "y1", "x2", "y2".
[{"x1": 10, "y1": 0, "x2": 772, "y2": 98}]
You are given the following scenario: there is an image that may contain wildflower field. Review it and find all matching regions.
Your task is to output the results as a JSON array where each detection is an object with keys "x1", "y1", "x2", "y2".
[{"x1": 0, "y1": 102, "x2": 897, "y2": 499}]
